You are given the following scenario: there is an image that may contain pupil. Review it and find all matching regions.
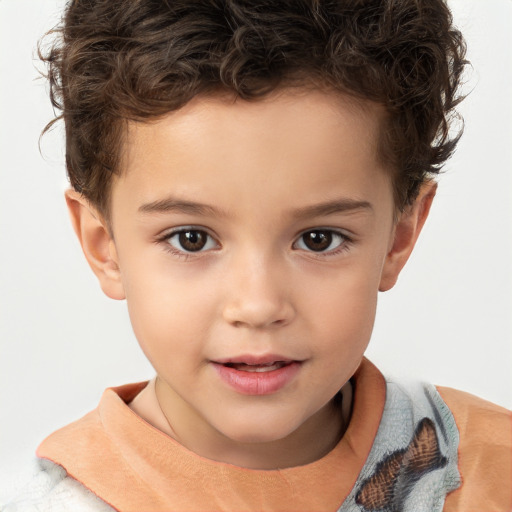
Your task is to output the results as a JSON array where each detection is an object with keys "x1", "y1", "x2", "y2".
[
  {"x1": 304, "y1": 230, "x2": 331, "y2": 251},
  {"x1": 179, "y1": 230, "x2": 206, "y2": 251}
]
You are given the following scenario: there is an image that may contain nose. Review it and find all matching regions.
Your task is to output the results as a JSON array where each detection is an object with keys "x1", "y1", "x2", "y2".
[{"x1": 222, "y1": 253, "x2": 296, "y2": 329}]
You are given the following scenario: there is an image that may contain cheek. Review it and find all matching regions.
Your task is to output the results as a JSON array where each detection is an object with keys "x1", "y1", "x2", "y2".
[
  {"x1": 310, "y1": 289, "x2": 377, "y2": 355},
  {"x1": 298, "y1": 258, "x2": 382, "y2": 369},
  {"x1": 304, "y1": 260, "x2": 381, "y2": 324},
  {"x1": 120, "y1": 256, "x2": 217, "y2": 363}
]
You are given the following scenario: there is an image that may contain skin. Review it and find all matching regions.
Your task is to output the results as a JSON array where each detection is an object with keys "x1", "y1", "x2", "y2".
[{"x1": 66, "y1": 88, "x2": 435, "y2": 470}]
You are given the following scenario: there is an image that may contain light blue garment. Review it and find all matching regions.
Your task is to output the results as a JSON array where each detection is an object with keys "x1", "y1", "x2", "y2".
[
  {"x1": 2, "y1": 380, "x2": 460, "y2": 512},
  {"x1": 338, "y1": 380, "x2": 460, "y2": 512}
]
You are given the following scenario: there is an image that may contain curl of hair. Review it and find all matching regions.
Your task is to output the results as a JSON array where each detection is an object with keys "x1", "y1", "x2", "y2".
[{"x1": 40, "y1": 0, "x2": 468, "y2": 217}]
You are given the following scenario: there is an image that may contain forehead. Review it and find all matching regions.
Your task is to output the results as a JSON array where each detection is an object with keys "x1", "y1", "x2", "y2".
[
  {"x1": 112, "y1": 89, "x2": 391, "y2": 223},
  {"x1": 123, "y1": 88, "x2": 384, "y2": 165}
]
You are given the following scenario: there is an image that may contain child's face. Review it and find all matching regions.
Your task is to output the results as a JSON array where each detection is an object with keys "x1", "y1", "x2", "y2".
[{"x1": 73, "y1": 89, "x2": 428, "y2": 458}]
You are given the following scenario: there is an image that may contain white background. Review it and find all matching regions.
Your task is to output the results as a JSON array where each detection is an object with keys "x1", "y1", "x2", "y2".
[{"x1": 1, "y1": 0, "x2": 511, "y2": 498}]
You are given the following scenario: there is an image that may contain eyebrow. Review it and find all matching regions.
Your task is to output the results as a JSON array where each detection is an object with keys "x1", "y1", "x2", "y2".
[
  {"x1": 291, "y1": 198, "x2": 373, "y2": 220},
  {"x1": 138, "y1": 196, "x2": 372, "y2": 219},
  {"x1": 138, "y1": 198, "x2": 228, "y2": 217}
]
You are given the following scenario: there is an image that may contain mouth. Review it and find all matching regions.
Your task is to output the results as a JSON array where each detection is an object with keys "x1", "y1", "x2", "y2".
[
  {"x1": 211, "y1": 356, "x2": 302, "y2": 395},
  {"x1": 222, "y1": 361, "x2": 291, "y2": 373}
]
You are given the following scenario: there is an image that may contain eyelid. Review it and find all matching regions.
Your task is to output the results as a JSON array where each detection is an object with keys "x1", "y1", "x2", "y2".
[
  {"x1": 156, "y1": 225, "x2": 353, "y2": 258},
  {"x1": 292, "y1": 227, "x2": 352, "y2": 254},
  {"x1": 293, "y1": 226, "x2": 352, "y2": 240},
  {"x1": 157, "y1": 225, "x2": 221, "y2": 253},
  {"x1": 158, "y1": 225, "x2": 218, "y2": 241}
]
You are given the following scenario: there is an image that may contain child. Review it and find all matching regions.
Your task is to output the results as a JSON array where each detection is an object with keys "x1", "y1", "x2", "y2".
[{"x1": 2, "y1": 0, "x2": 511, "y2": 511}]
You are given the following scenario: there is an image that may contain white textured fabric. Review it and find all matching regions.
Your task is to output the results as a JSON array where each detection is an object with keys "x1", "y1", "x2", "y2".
[
  {"x1": 1, "y1": 459, "x2": 114, "y2": 512},
  {"x1": 1, "y1": 379, "x2": 459, "y2": 512},
  {"x1": 338, "y1": 380, "x2": 460, "y2": 512}
]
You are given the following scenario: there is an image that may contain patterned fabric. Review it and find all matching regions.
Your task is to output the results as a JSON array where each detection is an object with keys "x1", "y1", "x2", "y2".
[
  {"x1": 339, "y1": 380, "x2": 460, "y2": 512},
  {"x1": 1, "y1": 378, "x2": 461, "y2": 512}
]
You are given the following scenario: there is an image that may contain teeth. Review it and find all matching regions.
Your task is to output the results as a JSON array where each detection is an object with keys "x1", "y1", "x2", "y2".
[
  {"x1": 246, "y1": 364, "x2": 280, "y2": 373},
  {"x1": 227, "y1": 362, "x2": 286, "y2": 372}
]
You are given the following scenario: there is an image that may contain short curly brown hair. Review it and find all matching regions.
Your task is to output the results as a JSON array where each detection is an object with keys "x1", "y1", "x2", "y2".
[{"x1": 41, "y1": 0, "x2": 467, "y2": 219}]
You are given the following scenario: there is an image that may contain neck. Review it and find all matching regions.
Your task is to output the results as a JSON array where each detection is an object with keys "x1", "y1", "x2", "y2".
[
  {"x1": 174, "y1": 400, "x2": 346, "y2": 470},
  {"x1": 130, "y1": 377, "x2": 350, "y2": 470}
]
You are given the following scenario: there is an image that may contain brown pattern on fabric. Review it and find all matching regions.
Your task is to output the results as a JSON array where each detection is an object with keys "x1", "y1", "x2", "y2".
[{"x1": 355, "y1": 418, "x2": 447, "y2": 511}]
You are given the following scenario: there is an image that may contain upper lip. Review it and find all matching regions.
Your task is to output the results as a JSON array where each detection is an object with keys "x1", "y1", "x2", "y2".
[{"x1": 212, "y1": 354, "x2": 299, "y2": 365}]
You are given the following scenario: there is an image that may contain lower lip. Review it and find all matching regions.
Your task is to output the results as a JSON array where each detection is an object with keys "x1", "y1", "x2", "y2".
[{"x1": 212, "y1": 362, "x2": 301, "y2": 395}]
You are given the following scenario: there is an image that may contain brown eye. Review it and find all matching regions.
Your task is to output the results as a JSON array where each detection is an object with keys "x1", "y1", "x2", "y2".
[
  {"x1": 168, "y1": 229, "x2": 216, "y2": 252},
  {"x1": 179, "y1": 230, "x2": 206, "y2": 251},
  {"x1": 302, "y1": 230, "x2": 331, "y2": 251},
  {"x1": 295, "y1": 230, "x2": 346, "y2": 253}
]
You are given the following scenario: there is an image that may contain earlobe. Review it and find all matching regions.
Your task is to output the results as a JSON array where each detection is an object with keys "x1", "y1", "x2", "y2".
[
  {"x1": 65, "y1": 189, "x2": 125, "y2": 300},
  {"x1": 379, "y1": 182, "x2": 437, "y2": 292}
]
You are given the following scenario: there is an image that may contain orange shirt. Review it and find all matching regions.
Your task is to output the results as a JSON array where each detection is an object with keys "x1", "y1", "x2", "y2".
[
  {"x1": 37, "y1": 360, "x2": 511, "y2": 512},
  {"x1": 439, "y1": 386, "x2": 512, "y2": 512}
]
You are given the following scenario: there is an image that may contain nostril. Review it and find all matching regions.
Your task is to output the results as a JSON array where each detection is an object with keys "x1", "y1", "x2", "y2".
[
  {"x1": 230, "y1": 317, "x2": 288, "y2": 329},
  {"x1": 223, "y1": 297, "x2": 296, "y2": 329}
]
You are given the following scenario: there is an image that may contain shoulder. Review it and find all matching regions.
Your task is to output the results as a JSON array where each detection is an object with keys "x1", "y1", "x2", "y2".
[
  {"x1": 436, "y1": 386, "x2": 512, "y2": 512},
  {"x1": 437, "y1": 385, "x2": 511, "y2": 421},
  {"x1": 437, "y1": 386, "x2": 511, "y2": 449},
  {"x1": 1, "y1": 458, "x2": 115, "y2": 512}
]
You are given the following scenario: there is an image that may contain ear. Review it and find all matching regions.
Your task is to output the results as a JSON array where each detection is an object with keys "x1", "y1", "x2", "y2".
[
  {"x1": 65, "y1": 189, "x2": 125, "y2": 300},
  {"x1": 379, "y1": 181, "x2": 437, "y2": 292}
]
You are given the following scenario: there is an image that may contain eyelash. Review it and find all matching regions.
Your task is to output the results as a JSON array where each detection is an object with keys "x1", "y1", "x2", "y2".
[
  {"x1": 292, "y1": 229, "x2": 352, "y2": 257},
  {"x1": 157, "y1": 226, "x2": 219, "y2": 260},
  {"x1": 156, "y1": 227, "x2": 353, "y2": 260}
]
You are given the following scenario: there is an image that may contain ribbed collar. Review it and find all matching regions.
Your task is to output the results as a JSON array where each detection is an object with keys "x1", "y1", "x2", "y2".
[{"x1": 37, "y1": 358, "x2": 386, "y2": 512}]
